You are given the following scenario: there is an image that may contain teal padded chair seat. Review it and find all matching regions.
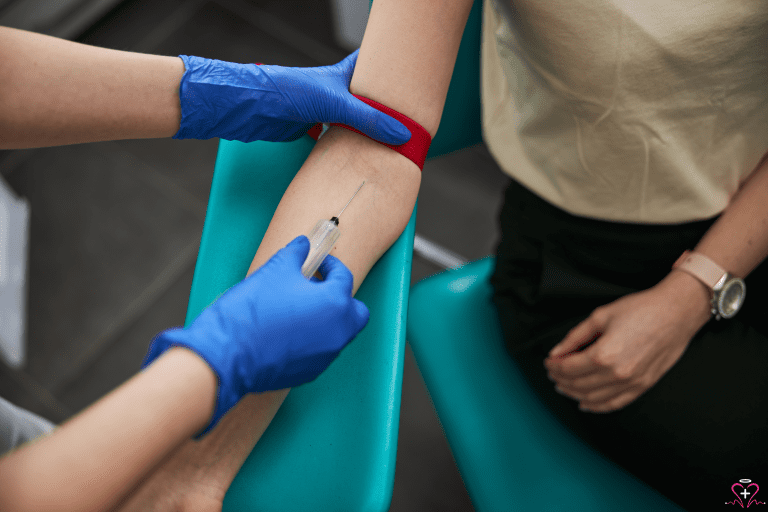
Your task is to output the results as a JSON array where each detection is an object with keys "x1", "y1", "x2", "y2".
[{"x1": 406, "y1": 257, "x2": 687, "y2": 511}]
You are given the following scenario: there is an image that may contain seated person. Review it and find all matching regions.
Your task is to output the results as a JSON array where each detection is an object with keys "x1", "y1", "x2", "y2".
[
  {"x1": 483, "y1": 1, "x2": 768, "y2": 510},
  {"x1": 121, "y1": 1, "x2": 768, "y2": 511}
]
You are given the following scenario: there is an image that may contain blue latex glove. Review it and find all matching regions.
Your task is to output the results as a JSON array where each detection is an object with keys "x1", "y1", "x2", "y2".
[
  {"x1": 173, "y1": 49, "x2": 412, "y2": 144},
  {"x1": 142, "y1": 236, "x2": 369, "y2": 436}
]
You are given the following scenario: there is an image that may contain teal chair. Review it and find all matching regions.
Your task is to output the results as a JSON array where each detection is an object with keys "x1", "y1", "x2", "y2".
[
  {"x1": 183, "y1": 2, "x2": 483, "y2": 510},
  {"x1": 406, "y1": 258, "x2": 687, "y2": 511}
]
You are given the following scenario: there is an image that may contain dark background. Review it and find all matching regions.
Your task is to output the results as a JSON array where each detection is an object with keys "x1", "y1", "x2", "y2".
[{"x1": 0, "y1": 1, "x2": 510, "y2": 509}]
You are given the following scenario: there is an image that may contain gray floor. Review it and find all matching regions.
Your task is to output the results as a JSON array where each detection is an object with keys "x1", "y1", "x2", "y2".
[{"x1": 0, "y1": 1, "x2": 510, "y2": 510}]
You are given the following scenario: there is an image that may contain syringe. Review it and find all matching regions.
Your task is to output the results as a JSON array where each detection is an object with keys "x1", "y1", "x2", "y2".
[{"x1": 301, "y1": 180, "x2": 366, "y2": 279}]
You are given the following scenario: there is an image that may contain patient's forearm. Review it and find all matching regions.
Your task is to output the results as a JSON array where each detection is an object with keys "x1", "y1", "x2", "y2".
[
  {"x1": 148, "y1": 0, "x2": 474, "y2": 496},
  {"x1": 248, "y1": 127, "x2": 421, "y2": 286},
  {"x1": 179, "y1": 126, "x2": 424, "y2": 492},
  {"x1": 248, "y1": 0, "x2": 476, "y2": 277}
]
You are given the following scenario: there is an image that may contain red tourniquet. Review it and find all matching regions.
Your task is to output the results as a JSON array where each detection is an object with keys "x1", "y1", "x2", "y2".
[
  {"x1": 307, "y1": 95, "x2": 432, "y2": 171},
  {"x1": 255, "y1": 63, "x2": 430, "y2": 170},
  {"x1": 306, "y1": 123, "x2": 324, "y2": 140}
]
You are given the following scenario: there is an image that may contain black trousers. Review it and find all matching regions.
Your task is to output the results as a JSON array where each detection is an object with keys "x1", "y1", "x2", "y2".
[{"x1": 491, "y1": 179, "x2": 768, "y2": 511}]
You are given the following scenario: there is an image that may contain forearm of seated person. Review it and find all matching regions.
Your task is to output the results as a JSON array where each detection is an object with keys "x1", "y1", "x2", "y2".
[
  {"x1": 114, "y1": 129, "x2": 423, "y2": 510},
  {"x1": 115, "y1": 0, "x2": 473, "y2": 503},
  {"x1": 247, "y1": 127, "x2": 420, "y2": 284},
  {"x1": 200, "y1": 127, "x2": 420, "y2": 489}
]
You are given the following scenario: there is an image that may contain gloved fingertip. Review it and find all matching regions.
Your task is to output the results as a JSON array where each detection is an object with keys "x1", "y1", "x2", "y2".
[
  {"x1": 316, "y1": 253, "x2": 334, "y2": 275},
  {"x1": 345, "y1": 48, "x2": 360, "y2": 64},
  {"x1": 379, "y1": 117, "x2": 412, "y2": 145},
  {"x1": 358, "y1": 112, "x2": 411, "y2": 145},
  {"x1": 141, "y1": 330, "x2": 172, "y2": 370},
  {"x1": 353, "y1": 299, "x2": 370, "y2": 329},
  {"x1": 318, "y1": 255, "x2": 354, "y2": 289},
  {"x1": 284, "y1": 235, "x2": 310, "y2": 265},
  {"x1": 288, "y1": 234, "x2": 309, "y2": 246},
  {"x1": 330, "y1": 50, "x2": 358, "y2": 83},
  {"x1": 341, "y1": 96, "x2": 411, "y2": 145}
]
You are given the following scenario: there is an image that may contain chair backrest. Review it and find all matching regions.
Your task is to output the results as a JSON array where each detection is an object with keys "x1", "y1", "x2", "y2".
[{"x1": 407, "y1": 258, "x2": 686, "y2": 511}]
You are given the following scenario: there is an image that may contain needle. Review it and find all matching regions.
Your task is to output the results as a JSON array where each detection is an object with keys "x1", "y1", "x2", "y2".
[{"x1": 331, "y1": 180, "x2": 366, "y2": 224}]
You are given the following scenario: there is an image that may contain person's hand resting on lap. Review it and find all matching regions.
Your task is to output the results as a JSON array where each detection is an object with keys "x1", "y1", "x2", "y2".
[{"x1": 544, "y1": 270, "x2": 713, "y2": 413}]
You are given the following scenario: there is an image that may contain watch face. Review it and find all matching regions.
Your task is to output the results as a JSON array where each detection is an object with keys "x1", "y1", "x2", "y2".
[{"x1": 718, "y1": 279, "x2": 746, "y2": 318}]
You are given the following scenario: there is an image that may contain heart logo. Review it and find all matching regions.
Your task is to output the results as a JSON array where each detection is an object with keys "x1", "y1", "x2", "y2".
[
  {"x1": 733, "y1": 483, "x2": 747, "y2": 508},
  {"x1": 731, "y1": 483, "x2": 765, "y2": 508},
  {"x1": 747, "y1": 484, "x2": 764, "y2": 508}
]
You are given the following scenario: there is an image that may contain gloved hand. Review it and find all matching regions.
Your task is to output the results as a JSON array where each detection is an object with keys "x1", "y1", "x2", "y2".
[
  {"x1": 173, "y1": 49, "x2": 412, "y2": 144},
  {"x1": 142, "y1": 236, "x2": 369, "y2": 436}
]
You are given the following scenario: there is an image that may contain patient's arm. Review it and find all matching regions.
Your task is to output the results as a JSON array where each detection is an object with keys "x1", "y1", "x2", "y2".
[{"x1": 117, "y1": 1, "x2": 474, "y2": 509}]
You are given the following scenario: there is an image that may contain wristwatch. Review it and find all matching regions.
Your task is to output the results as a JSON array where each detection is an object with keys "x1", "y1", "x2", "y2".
[{"x1": 672, "y1": 250, "x2": 746, "y2": 320}]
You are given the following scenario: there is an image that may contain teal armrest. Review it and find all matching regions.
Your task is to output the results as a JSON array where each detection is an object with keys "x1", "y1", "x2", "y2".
[{"x1": 186, "y1": 137, "x2": 415, "y2": 512}]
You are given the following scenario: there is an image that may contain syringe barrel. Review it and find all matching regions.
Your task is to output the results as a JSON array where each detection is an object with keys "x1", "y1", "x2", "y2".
[{"x1": 301, "y1": 219, "x2": 341, "y2": 279}]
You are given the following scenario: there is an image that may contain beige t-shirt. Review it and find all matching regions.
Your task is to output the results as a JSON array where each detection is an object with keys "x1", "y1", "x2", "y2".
[{"x1": 482, "y1": 0, "x2": 768, "y2": 224}]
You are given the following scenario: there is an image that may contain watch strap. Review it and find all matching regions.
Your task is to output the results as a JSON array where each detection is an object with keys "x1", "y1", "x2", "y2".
[{"x1": 672, "y1": 250, "x2": 727, "y2": 290}]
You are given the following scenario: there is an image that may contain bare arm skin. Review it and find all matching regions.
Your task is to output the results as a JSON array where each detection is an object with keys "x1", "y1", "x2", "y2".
[
  {"x1": 0, "y1": 348, "x2": 216, "y2": 512},
  {"x1": 117, "y1": 1, "x2": 475, "y2": 509},
  {"x1": 689, "y1": 152, "x2": 768, "y2": 280},
  {"x1": 662, "y1": 150, "x2": 768, "y2": 319},
  {"x1": 0, "y1": 26, "x2": 183, "y2": 149}
]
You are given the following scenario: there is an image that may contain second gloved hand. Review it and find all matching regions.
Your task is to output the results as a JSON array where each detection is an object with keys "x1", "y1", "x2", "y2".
[
  {"x1": 173, "y1": 49, "x2": 411, "y2": 144},
  {"x1": 142, "y1": 236, "x2": 369, "y2": 435}
]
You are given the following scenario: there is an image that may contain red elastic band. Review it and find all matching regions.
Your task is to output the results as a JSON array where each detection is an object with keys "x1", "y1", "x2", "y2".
[
  {"x1": 255, "y1": 65, "x2": 431, "y2": 170},
  {"x1": 306, "y1": 123, "x2": 324, "y2": 140},
  {"x1": 308, "y1": 95, "x2": 432, "y2": 171}
]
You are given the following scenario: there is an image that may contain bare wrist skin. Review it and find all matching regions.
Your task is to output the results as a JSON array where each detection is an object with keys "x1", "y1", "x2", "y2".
[
  {"x1": 662, "y1": 269, "x2": 713, "y2": 328},
  {"x1": 657, "y1": 150, "x2": 768, "y2": 333}
]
